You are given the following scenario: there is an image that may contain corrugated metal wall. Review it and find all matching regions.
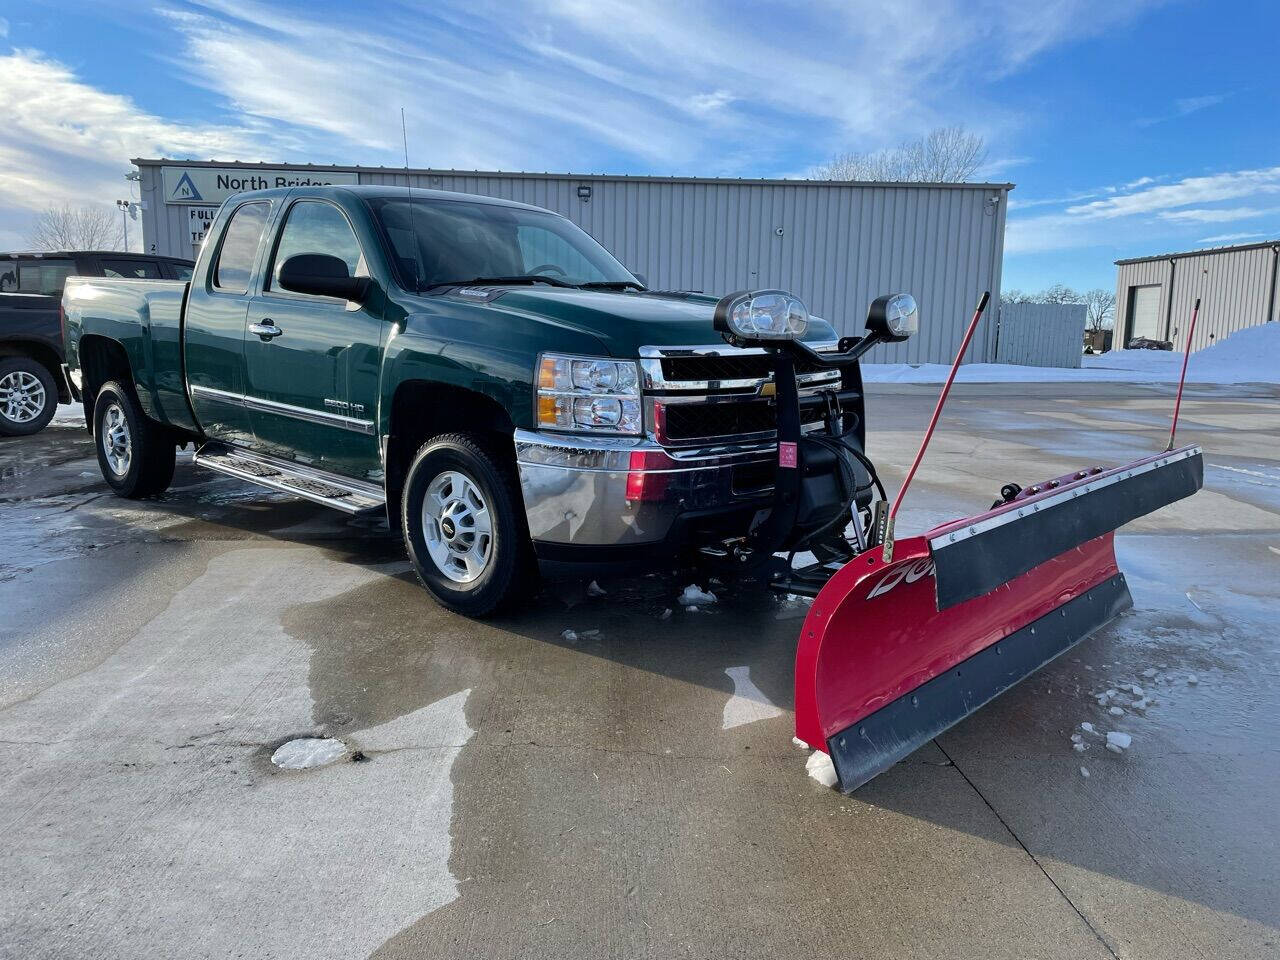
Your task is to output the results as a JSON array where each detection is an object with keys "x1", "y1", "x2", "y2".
[
  {"x1": 137, "y1": 161, "x2": 1010, "y2": 364},
  {"x1": 1115, "y1": 243, "x2": 1280, "y2": 351},
  {"x1": 995, "y1": 302, "x2": 1086, "y2": 368}
]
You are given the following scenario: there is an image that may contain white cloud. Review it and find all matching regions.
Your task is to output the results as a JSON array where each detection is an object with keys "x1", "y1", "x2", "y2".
[
  {"x1": 1006, "y1": 167, "x2": 1280, "y2": 255},
  {"x1": 1197, "y1": 232, "x2": 1271, "y2": 245},
  {"x1": 1066, "y1": 167, "x2": 1280, "y2": 220},
  {"x1": 1158, "y1": 205, "x2": 1280, "y2": 224},
  {"x1": 0, "y1": 50, "x2": 287, "y2": 236},
  {"x1": 1174, "y1": 93, "x2": 1228, "y2": 115},
  {"x1": 1137, "y1": 92, "x2": 1229, "y2": 126}
]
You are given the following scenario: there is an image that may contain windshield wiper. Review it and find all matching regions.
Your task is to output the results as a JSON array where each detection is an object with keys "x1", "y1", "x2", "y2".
[
  {"x1": 579, "y1": 280, "x2": 646, "y2": 291},
  {"x1": 422, "y1": 275, "x2": 579, "y2": 291}
]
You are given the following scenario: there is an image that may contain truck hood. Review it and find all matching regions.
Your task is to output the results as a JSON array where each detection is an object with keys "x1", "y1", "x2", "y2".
[{"x1": 438, "y1": 286, "x2": 837, "y2": 357}]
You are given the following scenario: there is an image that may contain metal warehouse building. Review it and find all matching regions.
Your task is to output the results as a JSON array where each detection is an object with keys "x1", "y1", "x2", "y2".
[
  {"x1": 133, "y1": 158, "x2": 1011, "y2": 365},
  {"x1": 1115, "y1": 239, "x2": 1280, "y2": 351}
]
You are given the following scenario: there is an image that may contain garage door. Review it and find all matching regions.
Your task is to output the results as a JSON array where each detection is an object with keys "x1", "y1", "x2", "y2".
[{"x1": 1128, "y1": 285, "x2": 1162, "y2": 340}]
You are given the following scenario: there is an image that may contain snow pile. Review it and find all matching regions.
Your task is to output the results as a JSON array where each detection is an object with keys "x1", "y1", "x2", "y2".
[
  {"x1": 678, "y1": 584, "x2": 717, "y2": 606},
  {"x1": 1106, "y1": 731, "x2": 1133, "y2": 754},
  {"x1": 806, "y1": 750, "x2": 838, "y2": 788},
  {"x1": 861, "y1": 319, "x2": 1280, "y2": 385},
  {"x1": 270, "y1": 737, "x2": 348, "y2": 770}
]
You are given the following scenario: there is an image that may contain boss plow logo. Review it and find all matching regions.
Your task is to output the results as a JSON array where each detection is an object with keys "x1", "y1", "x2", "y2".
[{"x1": 867, "y1": 557, "x2": 935, "y2": 600}]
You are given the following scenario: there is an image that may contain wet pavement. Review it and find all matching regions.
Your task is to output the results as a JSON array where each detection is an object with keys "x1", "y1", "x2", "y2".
[{"x1": 2, "y1": 382, "x2": 1277, "y2": 959}]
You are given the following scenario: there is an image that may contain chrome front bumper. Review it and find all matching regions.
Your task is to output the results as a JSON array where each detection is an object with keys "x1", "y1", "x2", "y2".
[{"x1": 514, "y1": 429, "x2": 775, "y2": 548}]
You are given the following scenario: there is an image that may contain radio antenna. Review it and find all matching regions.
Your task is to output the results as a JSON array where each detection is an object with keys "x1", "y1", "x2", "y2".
[{"x1": 400, "y1": 106, "x2": 422, "y2": 292}]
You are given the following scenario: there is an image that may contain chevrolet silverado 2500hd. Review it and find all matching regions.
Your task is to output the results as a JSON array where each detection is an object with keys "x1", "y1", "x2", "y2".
[{"x1": 63, "y1": 185, "x2": 867, "y2": 614}]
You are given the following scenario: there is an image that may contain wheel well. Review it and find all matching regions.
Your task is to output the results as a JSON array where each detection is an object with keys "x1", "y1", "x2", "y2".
[
  {"x1": 1, "y1": 340, "x2": 68, "y2": 402},
  {"x1": 385, "y1": 381, "x2": 518, "y2": 519},
  {"x1": 78, "y1": 335, "x2": 134, "y2": 426}
]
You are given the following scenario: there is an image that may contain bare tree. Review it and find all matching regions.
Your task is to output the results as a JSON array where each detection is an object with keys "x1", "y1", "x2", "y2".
[
  {"x1": 812, "y1": 125, "x2": 987, "y2": 183},
  {"x1": 1000, "y1": 289, "x2": 1036, "y2": 305},
  {"x1": 1082, "y1": 288, "x2": 1117, "y2": 332},
  {"x1": 1037, "y1": 283, "x2": 1083, "y2": 305},
  {"x1": 27, "y1": 203, "x2": 124, "y2": 251}
]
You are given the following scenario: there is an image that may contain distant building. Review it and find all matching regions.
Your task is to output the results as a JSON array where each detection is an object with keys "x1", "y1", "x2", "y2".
[
  {"x1": 1114, "y1": 240, "x2": 1280, "y2": 351},
  {"x1": 132, "y1": 158, "x2": 1012, "y2": 366}
]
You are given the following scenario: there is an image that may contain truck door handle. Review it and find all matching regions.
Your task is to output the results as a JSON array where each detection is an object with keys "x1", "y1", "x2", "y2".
[{"x1": 250, "y1": 319, "x2": 283, "y2": 340}]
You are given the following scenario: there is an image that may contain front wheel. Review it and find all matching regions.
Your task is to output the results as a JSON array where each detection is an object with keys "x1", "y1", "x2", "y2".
[
  {"x1": 0, "y1": 357, "x2": 58, "y2": 437},
  {"x1": 401, "y1": 433, "x2": 534, "y2": 617},
  {"x1": 93, "y1": 381, "x2": 176, "y2": 498}
]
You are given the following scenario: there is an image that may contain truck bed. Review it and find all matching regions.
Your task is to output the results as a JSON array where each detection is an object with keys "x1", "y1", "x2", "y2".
[{"x1": 62, "y1": 277, "x2": 197, "y2": 432}]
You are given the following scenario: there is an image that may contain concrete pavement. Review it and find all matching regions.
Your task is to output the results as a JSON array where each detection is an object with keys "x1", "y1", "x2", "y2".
[{"x1": 2, "y1": 382, "x2": 1277, "y2": 959}]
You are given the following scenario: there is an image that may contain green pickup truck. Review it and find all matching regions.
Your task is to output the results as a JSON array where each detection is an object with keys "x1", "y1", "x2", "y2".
[{"x1": 63, "y1": 184, "x2": 881, "y2": 614}]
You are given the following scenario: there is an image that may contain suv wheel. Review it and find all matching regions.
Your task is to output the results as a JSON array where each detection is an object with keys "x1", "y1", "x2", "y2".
[
  {"x1": 0, "y1": 357, "x2": 58, "y2": 437},
  {"x1": 93, "y1": 381, "x2": 176, "y2": 498},
  {"x1": 401, "y1": 433, "x2": 533, "y2": 617}
]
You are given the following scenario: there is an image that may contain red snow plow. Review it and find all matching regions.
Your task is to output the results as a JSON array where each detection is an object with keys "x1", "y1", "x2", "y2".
[{"x1": 707, "y1": 289, "x2": 1204, "y2": 792}]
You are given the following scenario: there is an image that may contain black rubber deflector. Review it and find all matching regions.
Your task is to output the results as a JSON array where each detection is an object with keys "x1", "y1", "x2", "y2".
[
  {"x1": 826, "y1": 573, "x2": 1133, "y2": 793},
  {"x1": 931, "y1": 452, "x2": 1201, "y2": 610}
]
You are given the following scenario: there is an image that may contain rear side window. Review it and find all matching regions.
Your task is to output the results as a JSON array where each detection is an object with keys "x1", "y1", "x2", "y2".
[
  {"x1": 213, "y1": 202, "x2": 270, "y2": 294},
  {"x1": 13, "y1": 258, "x2": 76, "y2": 296},
  {"x1": 267, "y1": 200, "x2": 364, "y2": 291},
  {"x1": 169, "y1": 263, "x2": 194, "y2": 281},
  {"x1": 101, "y1": 259, "x2": 163, "y2": 280}
]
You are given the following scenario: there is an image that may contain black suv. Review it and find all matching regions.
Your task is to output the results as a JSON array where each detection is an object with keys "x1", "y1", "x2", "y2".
[{"x1": 0, "y1": 251, "x2": 194, "y2": 436}]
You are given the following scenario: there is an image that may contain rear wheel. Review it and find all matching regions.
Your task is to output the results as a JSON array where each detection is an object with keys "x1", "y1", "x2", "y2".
[
  {"x1": 401, "y1": 433, "x2": 533, "y2": 617},
  {"x1": 93, "y1": 381, "x2": 176, "y2": 498},
  {"x1": 0, "y1": 357, "x2": 57, "y2": 437}
]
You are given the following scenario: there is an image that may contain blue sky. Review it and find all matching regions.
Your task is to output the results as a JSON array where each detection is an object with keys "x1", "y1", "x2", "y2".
[{"x1": 2, "y1": 0, "x2": 1277, "y2": 295}]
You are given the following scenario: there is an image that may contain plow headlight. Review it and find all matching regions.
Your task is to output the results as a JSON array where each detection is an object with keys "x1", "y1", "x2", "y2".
[
  {"x1": 714, "y1": 289, "x2": 809, "y2": 344},
  {"x1": 867, "y1": 293, "x2": 918, "y2": 341},
  {"x1": 537, "y1": 354, "x2": 642, "y2": 435}
]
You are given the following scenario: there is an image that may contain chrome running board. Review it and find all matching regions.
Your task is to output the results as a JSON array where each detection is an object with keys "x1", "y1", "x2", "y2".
[{"x1": 193, "y1": 443, "x2": 385, "y2": 514}]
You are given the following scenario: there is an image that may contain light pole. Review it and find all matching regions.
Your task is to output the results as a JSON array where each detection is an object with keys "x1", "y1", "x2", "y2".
[{"x1": 115, "y1": 199, "x2": 132, "y2": 251}]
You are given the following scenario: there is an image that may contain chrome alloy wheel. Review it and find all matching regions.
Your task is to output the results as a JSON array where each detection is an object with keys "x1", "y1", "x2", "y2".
[
  {"x1": 0, "y1": 370, "x2": 46, "y2": 423},
  {"x1": 101, "y1": 402, "x2": 132, "y2": 476},
  {"x1": 421, "y1": 469, "x2": 493, "y2": 583}
]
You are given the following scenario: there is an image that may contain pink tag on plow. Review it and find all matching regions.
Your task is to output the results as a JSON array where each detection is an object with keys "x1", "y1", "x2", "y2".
[{"x1": 778, "y1": 441, "x2": 798, "y2": 468}]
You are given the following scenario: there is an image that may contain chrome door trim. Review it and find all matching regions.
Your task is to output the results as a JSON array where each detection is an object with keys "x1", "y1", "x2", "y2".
[{"x1": 190, "y1": 384, "x2": 375, "y2": 435}]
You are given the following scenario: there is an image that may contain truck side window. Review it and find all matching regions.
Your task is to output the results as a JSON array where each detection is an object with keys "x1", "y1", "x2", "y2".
[
  {"x1": 213, "y1": 202, "x2": 270, "y2": 294},
  {"x1": 101, "y1": 259, "x2": 163, "y2": 280},
  {"x1": 267, "y1": 201, "x2": 364, "y2": 291},
  {"x1": 12, "y1": 258, "x2": 76, "y2": 296}
]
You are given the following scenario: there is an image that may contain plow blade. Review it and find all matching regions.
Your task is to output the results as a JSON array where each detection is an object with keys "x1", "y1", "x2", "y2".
[
  {"x1": 930, "y1": 445, "x2": 1203, "y2": 610},
  {"x1": 794, "y1": 445, "x2": 1203, "y2": 793}
]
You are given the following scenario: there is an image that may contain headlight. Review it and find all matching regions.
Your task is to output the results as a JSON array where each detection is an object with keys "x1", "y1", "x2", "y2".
[
  {"x1": 537, "y1": 354, "x2": 642, "y2": 434},
  {"x1": 714, "y1": 289, "x2": 809, "y2": 344}
]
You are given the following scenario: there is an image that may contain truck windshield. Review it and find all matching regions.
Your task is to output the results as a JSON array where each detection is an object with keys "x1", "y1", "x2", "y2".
[{"x1": 370, "y1": 197, "x2": 637, "y2": 291}]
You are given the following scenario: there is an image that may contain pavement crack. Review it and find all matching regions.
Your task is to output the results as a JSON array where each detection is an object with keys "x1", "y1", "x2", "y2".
[{"x1": 932, "y1": 739, "x2": 1121, "y2": 960}]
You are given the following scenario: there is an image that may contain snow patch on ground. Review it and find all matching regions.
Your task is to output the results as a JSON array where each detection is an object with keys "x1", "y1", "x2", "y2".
[
  {"x1": 721, "y1": 666, "x2": 783, "y2": 730},
  {"x1": 1106, "y1": 731, "x2": 1133, "y2": 752},
  {"x1": 678, "y1": 584, "x2": 717, "y2": 606},
  {"x1": 791, "y1": 736, "x2": 809, "y2": 750},
  {"x1": 861, "y1": 320, "x2": 1280, "y2": 385},
  {"x1": 806, "y1": 750, "x2": 838, "y2": 788},
  {"x1": 270, "y1": 737, "x2": 348, "y2": 770}
]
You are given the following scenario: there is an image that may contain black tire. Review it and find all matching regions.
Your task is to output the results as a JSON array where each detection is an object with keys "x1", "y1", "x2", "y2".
[
  {"x1": 401, "y1": 432, "x2": 534, "y2": 617},
  {"x1": 0, "y1": 357, "x2": 58, "y2": 437},
  {"x1": 93, "y1": 380, "x2": 176, "y2": 498}
]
